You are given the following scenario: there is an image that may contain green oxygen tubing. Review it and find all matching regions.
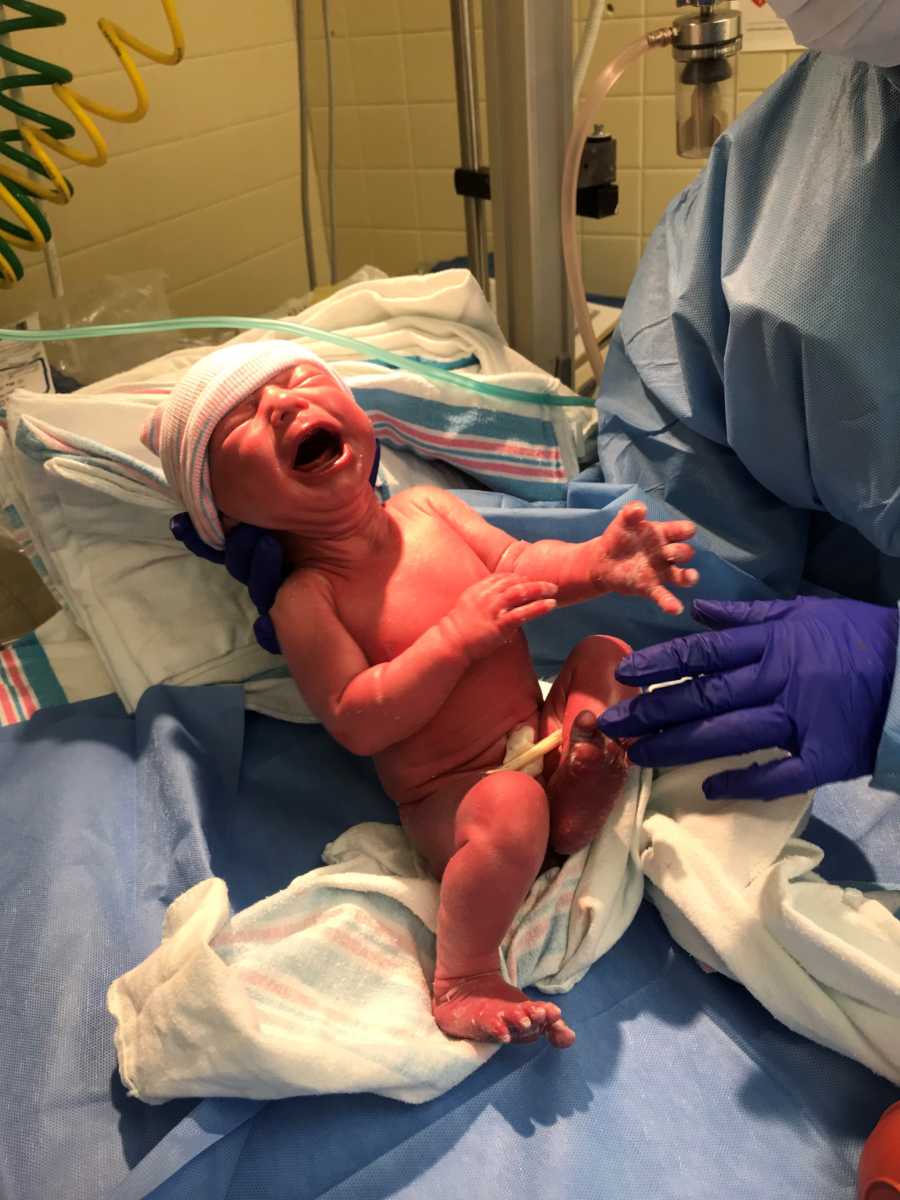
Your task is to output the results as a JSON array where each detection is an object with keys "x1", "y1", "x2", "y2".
[{"x1": 0, "y1": 315, "x2": 595, "y2": 407}]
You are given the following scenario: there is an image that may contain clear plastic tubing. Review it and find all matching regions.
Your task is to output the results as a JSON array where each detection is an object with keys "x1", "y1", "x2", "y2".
[
  {"x1": 562, "y1": 30, "x2": 674, "y2": 389},
  {"x1": 572, "y1": 0, "x2": 607, "y2": 103},
  {"x1": 0, "y1": 314, "x2": 595, "y2": 408}
]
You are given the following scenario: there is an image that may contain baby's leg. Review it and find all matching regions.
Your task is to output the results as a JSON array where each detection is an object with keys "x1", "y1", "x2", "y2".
[
  {"x1": 541, "y1": 634, "x2": 638, "y2": 856},
  {"x1": 401, "y1": 772, "x2": 575, "y2": 1048}
]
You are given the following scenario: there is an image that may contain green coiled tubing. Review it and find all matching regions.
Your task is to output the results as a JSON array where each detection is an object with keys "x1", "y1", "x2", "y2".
[{"x1": 0, "y1": 2, "x2": 72, "y2": 281}]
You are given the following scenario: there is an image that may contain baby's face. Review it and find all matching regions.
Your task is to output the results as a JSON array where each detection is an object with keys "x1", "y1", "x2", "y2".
[{"x1": 208, "y1": 363, "x2": 376, "y2": 532}]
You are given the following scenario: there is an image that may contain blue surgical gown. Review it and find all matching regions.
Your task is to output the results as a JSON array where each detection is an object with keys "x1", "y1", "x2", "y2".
[
  {"x1": 596, "y1": 51, "x2": 900, "y2": 601},
  {"x1": 592, "y1": 51, "x2": 900, "y2": 785}
]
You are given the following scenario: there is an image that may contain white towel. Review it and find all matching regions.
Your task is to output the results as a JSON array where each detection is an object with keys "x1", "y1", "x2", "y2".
[
  {"x1": 108, "y1": 755, "x2": 900, "y2": 1106},
  {"x1": 643, "y1": 757, "x2": 900, "y2": 1084},
  {"x1": 108, "y1": 768, "x2": 646, "y2": 1106}
]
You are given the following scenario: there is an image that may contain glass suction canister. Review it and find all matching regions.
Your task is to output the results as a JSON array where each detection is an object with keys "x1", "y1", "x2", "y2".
[{"x1": 673, "y1": 5, "x2": 742, "y2": 160}]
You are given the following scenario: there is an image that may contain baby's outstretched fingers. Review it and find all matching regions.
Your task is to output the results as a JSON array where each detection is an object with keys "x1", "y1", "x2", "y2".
[
  {"x1": 499, "y1": 578, "x2": 558, "y2": 609},
  {"x1": 618, "y1": 500, "x2": 647, "y2": 527},
  {"x1": 498, "y1": 598, "x2": 557, "y2": 627},
  {"x1": 497, "y1": 578, "x2": 557, "y2": 627},
  {"x1": 446, "y1": 575, "x2": 558, "y2": 661},
  {"x1": 650, "y1": 584, "x2": 684, "y2": 616},
  {"x1": 669, "y1": 566, "x2": 699, "y2": 589},
  {"x1": 593, "y1": 505, "x2": 702, "y2": 605},
  {"x1": 660, "y1": 518, "x2": 696, "y2": 543},
  {"x1": 661, "y1": 541, "x2": 695, "y2": 564}
]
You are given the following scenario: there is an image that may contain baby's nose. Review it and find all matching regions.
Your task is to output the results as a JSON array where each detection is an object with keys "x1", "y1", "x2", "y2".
[
  {"x1": 263, "y1": 387, "x2": 307, "y2": 427},
  {"x1": 269, "y1": 404, "x2": 294, "y2": 427}
]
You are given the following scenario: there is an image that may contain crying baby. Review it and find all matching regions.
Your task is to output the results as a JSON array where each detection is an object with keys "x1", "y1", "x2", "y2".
[{"x1": 142, "y1": 341, "x2": 698, "y2": 1049}]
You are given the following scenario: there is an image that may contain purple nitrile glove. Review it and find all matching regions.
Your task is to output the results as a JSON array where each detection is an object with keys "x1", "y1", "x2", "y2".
[
  {"x1": 170, "y1": 513, "x2": 285, "y2": 655},
  {"x1": 598, "y1": 597, "x2": 899, "y2": 801}
]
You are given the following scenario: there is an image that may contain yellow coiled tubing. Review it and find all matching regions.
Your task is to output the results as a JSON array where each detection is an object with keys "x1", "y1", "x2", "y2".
[{"x1": 0, "y1": 1, "x2": 185, "y2": 285}]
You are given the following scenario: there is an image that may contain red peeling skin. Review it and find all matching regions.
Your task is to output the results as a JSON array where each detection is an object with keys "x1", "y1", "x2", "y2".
[
  {"x1": 432, "y1": 974, "x2": 576, "y2": 1049},
  {"x1": 208, "y1": 371, "x2": 695, "y2": 1049}
]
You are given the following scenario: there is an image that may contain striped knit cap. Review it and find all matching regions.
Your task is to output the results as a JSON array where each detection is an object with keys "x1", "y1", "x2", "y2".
[{"x1": 140, "y1": 341, "x2": 342, "y2": 550}]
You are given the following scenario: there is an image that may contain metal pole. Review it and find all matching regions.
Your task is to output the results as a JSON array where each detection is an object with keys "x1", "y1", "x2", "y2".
[
  {"x1": 449, "y1": 0, "x2": 489, "y2": 293},
  {"x1": 293, "y1": 0, "x2": 318, "y2": 291},
  {"x1": 0, "y1": 7, "x2": 65, "y2": 300},
  {"x1": 482, "y1": 0, "x2": 573, "y2": 382}
]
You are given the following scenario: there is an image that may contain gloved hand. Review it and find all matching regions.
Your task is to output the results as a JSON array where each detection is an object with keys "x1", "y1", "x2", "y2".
[
  {"x1": 598, "y1": 597, "x2": 899, "y2": 800},
  {"x1": 170, "y1": 513, "x2": 285, "y2": 654}
]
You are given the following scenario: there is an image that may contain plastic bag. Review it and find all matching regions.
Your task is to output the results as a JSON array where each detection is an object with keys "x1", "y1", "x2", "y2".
[{"x1": 38, "y1": 270, "x2": 223, "y2": 386}]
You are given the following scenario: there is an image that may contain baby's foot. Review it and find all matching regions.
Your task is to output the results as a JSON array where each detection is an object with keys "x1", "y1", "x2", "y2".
[
  {"x1": 548, "y1": 709, "x2": 629, "y2": 856},
  {"x1": 433, "y1": 972, "x2": 575, "y2": 1048}
]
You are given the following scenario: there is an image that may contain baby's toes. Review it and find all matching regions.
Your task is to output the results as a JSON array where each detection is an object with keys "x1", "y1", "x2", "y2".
[
  {"x1": 547, "y1": 1019, "x2": 577, "y2": 1049},
  {"x1": 487, "y1": 1015, "x2": 513, "y2": 1044},
  {"x1": 535, "y1": 1001, "x2": 562, "y2": 1026},
  {"x1": 504, "y1": 1008, "x2": 535, "y2": 1037}
]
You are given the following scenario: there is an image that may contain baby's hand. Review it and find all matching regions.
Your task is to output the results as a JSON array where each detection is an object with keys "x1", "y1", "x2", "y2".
[
  {"x1": 442, "y1": 574, "x2": 558, "y2": 662},
  {"x1": 592, "y1": 501, "x2": 698, "y2": 615}
]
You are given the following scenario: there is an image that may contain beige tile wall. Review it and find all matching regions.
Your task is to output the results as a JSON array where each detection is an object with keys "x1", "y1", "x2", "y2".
[
  {"x1": 0, "y1": 3, "x2": 805, "y2": 333},
  {"x1": 0, "y1": 0, "x2": 324, "y2": 326},
  {"x1": 307, "y1": 0, "x2": 804, "y2": 298}
]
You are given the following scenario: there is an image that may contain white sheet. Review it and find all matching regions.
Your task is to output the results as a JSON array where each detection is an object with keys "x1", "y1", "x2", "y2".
[
  {"x1": 108, "y1": 770, "x2": 646, "y2": 1106},
  {"x1": 108, "y1": 754, "x2": 900, "y2": 1106}
]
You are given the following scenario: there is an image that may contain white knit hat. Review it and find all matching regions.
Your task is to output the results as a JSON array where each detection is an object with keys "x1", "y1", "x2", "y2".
[{"x1": 141, "y1": 341, "x2": 342, "y2": 550}]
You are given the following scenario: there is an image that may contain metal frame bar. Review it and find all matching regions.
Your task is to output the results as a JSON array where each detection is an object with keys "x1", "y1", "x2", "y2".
[
  {"x1": 449, "y1": 0, "x2": 489, "y2": 293},
  {"x1": 481, "y1": 0, "x2": 573, "y2": 382}
]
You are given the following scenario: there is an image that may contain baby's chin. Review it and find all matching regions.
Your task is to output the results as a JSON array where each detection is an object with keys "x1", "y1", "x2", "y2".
[
  {"x1": 219, "y1": 511, "x2": 297, "y2": 537},
  {"x1": 219, "y1": 512, "x2": 281, "y2": 535}
]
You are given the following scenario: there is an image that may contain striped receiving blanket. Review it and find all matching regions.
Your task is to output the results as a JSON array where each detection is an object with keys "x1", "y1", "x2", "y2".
[
  {"x1": 80, "y1": 369, "x2": 573, "y2": 502},
  {"x1": 0, "y1": 609, "x2": 115, "y2": 726},
  {"x1": 356, "y1": 373, "x2": 570, "y2": 501},
  {"x1": 108, "y1": 778, "x2": 646, "y2": 1106},
  {"x1": 0, "y1": 633, "x2": 66, "y2": 723}
]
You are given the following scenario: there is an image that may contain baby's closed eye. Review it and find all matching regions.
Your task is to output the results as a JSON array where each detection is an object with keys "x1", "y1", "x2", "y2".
[{"x1": 227, "y1": 396, "x2": 260, "y2": 427}]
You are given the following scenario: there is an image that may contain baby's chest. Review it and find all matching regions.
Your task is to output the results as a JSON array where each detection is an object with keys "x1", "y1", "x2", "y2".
[{"x1": 339, "y1": 520, "x2": 486, "y2": 660}]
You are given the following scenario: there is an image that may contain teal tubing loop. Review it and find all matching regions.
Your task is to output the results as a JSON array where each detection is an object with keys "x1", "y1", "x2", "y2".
[{"x1": 0, "y1": 315, "x2": 595, "y2": 407}]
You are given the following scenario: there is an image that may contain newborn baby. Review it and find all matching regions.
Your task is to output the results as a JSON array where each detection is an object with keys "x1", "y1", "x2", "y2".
[{"x1": 143, "y1": 341, "x2": 698, "y2": 1050}]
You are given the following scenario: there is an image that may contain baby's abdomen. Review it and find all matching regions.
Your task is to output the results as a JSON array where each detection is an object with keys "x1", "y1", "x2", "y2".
[{"x1": 374, "y1": 632, "x2": 542, "y2": 805}]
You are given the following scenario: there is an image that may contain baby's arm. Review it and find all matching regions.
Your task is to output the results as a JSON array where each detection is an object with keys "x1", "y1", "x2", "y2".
[
  {"x1": 420, "y1": 490, "x2": 698, "y2": 615},
  {"x1": 272, "y1": 569, "x2": 556, "y2": 756}
]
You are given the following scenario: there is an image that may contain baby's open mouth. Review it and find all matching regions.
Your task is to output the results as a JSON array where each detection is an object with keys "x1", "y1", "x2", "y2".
[{"x1": 293, "y1": 428, "x2": 344, "y2": 473}]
